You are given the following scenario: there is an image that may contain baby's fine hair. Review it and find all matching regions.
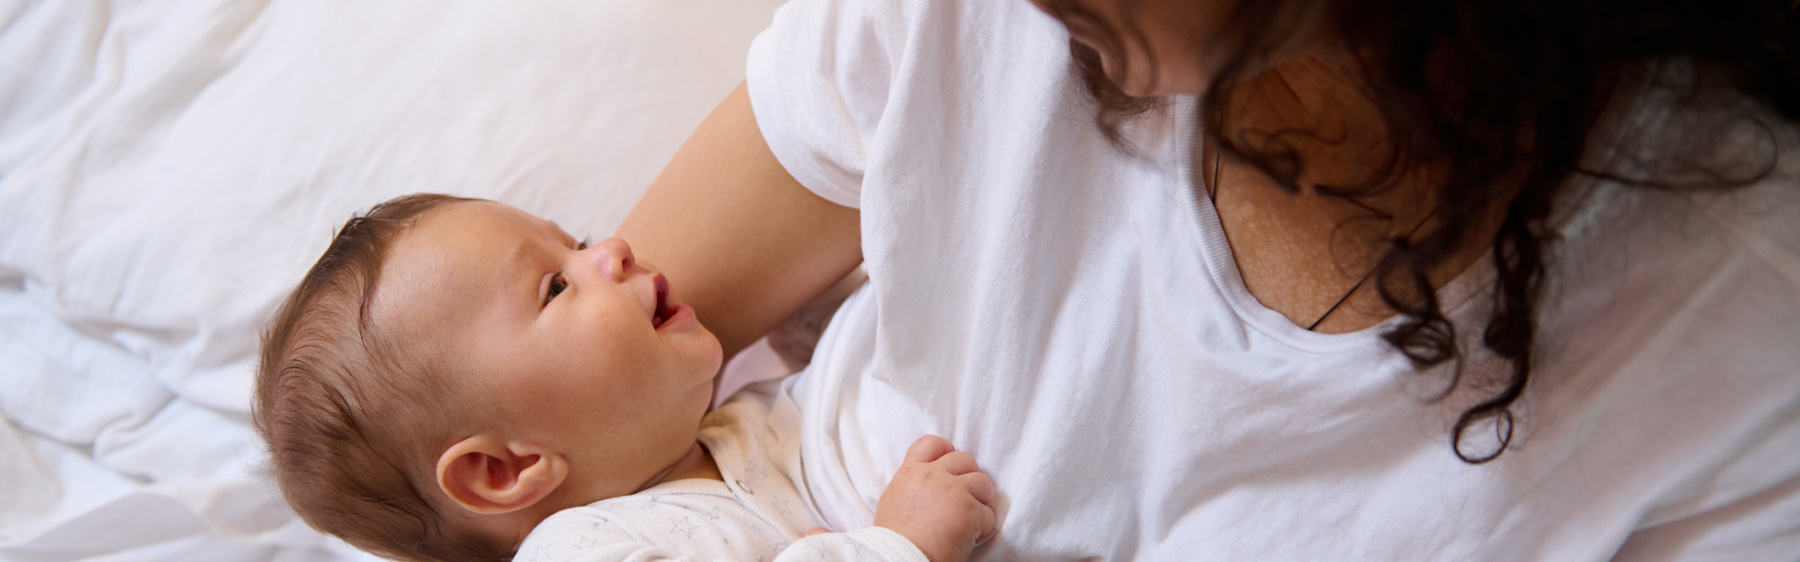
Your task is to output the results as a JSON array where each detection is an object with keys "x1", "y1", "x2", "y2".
[{"x1": 252, "y1": 193, "x2": 516, "y2": 562}]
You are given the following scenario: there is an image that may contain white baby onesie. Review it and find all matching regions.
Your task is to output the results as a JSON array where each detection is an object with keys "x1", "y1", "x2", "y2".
[{"x1": 513, "y1": 380, "x2": 926, "y2": 562}]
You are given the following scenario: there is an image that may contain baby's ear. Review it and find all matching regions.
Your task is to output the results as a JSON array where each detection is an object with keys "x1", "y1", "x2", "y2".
[{"x1": 436, "y1": 434, "x2": 567, "y2": 514}]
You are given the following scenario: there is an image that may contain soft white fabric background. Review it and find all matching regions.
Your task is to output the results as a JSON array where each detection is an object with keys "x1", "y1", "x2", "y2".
[{"x1": 0, "y1": 1, "x2": 783, "y2": 559}]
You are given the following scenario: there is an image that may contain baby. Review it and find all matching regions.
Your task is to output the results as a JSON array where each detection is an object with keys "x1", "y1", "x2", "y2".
[{"x1": 253, "y1": 194, "x2": 997, "y2": 562}]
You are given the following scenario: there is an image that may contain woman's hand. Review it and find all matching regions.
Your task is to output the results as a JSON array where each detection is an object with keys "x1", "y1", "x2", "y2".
[
  {"x1": 617, "y1": 81, "x2": 863, "y2": 361},
  {"x1": 874, "y1": 435, "x2": 999, "y2": 562}
]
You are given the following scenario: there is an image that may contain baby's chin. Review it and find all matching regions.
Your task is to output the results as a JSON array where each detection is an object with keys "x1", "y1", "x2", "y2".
[
  {"x1": 687, "y1": 325, "x2": 725, "y2": 381},
  {"x1": 700, "y1": 329, "x2": 725, "y2": 377}
]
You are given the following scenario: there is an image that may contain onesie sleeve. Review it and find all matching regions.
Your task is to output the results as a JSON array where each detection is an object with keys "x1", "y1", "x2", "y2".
[
  {"x1": 515, "y1": 501, "x2": 932, "y2": 562},
  {"x1": 776, "y1": 527, "x2": 931, "y2": 562},
  {"x1": 743, "y1": 0, "x2": 918, "y2": 209},
  {"x1": 515, "y1": 517, "x2": 930, "y2": 562},
  {"x1": 513, "y1": 516, "x2": 660, "y2": 562}
]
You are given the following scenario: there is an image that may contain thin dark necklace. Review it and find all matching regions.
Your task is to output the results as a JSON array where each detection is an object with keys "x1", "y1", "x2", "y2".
[{"x1": 1208, "y1": 149, "x2": 1438, "y2": 332}]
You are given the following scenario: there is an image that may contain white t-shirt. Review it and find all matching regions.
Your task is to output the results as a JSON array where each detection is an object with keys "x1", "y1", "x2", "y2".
[
  {"x1": 514, "y1": 381, "x2": 926, "y2": 562},
  {"x1": 746, "y1": 0, "x2": 1800, "y2": 560}
]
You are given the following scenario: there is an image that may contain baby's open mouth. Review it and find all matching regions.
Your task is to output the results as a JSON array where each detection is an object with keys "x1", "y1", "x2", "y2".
[{"x1": 652, "y1": 274, "x2": 673, "y2": 328}]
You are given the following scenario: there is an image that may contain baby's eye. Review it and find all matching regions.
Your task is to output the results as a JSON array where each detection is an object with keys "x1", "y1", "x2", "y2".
[{"x1": 545, "y1": 273, "x2": 569, "y2": 304}]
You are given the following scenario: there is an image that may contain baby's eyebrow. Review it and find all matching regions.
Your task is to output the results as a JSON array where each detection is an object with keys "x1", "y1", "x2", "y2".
[
  {"x1": 545, "y1": 219, "x2": 576, "y2": 243},
  {"x1": 508, "y1": 239, "x2": 535, "y2": 265},
  {"x1": 506, "y1": 239, "x2": 543, "y2": 304}
]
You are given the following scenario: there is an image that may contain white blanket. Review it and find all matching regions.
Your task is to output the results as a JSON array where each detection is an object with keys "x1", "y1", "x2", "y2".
[{"x1": 0, "y1": 1, "x2": 783, "y2": 559}]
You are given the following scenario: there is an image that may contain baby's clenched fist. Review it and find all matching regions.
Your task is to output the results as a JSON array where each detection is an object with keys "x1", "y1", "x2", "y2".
[{"x1": 873, "y1": 435, "x2": 998, "y2": 562}]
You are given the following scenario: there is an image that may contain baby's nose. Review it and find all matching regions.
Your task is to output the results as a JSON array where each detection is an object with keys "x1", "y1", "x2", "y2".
[{"x1": 589, "y1": 237, "x2": 636, "y2": 279}]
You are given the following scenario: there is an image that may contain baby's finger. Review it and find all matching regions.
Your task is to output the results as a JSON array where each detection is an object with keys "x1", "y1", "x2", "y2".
[
  {"x1": 973, "y1": 494, "x2": 1000, "y2": 544},
  {"x1": 933, "y1": 450, "x2": 980, "y2": 475},
  {"x1": 903, "y1": 435, "x2": 955, "y2": 463},
  {"x1": 959, "y1": 471, "x2": 997, "y2": 506},
  {"x1": 805, "y1": 527, "x2": 830, "y2": 537}
]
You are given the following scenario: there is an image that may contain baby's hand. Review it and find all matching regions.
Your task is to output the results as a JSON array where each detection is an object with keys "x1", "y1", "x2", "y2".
[{"x1": 873, "y1": 435, "x2": 998, "y2": 562}]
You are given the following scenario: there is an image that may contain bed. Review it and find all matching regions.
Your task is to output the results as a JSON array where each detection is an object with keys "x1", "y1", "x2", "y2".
[{"x1": 0, "y1": 1, "x2": 788, "y2": 559}]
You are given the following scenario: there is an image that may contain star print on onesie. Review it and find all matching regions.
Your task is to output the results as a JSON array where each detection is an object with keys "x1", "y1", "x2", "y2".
[
  {"x1": 670, "y1": 517, "x2": 700, "y2": 539},
  {"x1": 511, "y1": 381, "x2": 931, "y2": 562}
]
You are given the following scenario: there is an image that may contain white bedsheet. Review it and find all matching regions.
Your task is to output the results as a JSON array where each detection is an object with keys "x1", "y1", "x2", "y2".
[{"x1": 0, "y1": 1, "x2": 783, "y2": 559}]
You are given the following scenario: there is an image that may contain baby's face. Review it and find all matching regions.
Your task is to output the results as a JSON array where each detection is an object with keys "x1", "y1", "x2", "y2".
[{"x1": 376, "y1": 201, "x2": 722, "y2": 496}]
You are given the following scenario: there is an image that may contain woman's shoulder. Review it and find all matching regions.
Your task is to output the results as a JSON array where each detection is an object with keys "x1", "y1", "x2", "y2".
[
  {"x1": 1534, "y1": 55, "x2": 1800, "y2": 419},
  {"x1": 1533, "y1": 63, "x2": 1800, "y2": 418},
  {"x1": 752, "y1": 0, "x2": 1073, "y2": 111},
  {"x1": 1560, "y1": 59, "x2": 1800, "y2": 262},
  {"x1": 747, "y1": 0, "x2": 1096, "y2": 209},
  {"x1": 1514, "y1": 82, "x2": 1800, "y2": 552}
]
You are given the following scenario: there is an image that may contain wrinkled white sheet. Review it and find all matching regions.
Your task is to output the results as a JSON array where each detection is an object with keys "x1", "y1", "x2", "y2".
[{"x1": 0, "y1": 0, "x2": 783, "y2": 559}]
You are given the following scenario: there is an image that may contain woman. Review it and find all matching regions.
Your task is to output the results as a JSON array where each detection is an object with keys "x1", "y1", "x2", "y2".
[{"x1": 620, "y1": 0, "x2": 1800, "y2": 559}]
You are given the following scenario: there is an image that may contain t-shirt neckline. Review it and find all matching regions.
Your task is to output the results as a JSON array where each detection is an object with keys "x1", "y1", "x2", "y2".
[{"x1": 1168, "y1": 98, "x2": 1497, "y2": 354}]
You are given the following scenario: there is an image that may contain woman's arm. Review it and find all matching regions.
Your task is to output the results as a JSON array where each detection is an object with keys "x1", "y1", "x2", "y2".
[{"x1": 618, "y1": 81, "x2": 863, "y2": 360}]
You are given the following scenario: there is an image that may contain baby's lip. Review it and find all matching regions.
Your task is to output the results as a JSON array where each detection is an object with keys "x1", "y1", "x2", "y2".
[{"x1": 651, "y1": 274, "x2": 672, "y2": 328}]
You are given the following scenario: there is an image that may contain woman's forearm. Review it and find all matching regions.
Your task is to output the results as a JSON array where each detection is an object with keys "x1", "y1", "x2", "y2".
[{"x1": 618, "y1": 81, "x2": 863, "y2": 361}]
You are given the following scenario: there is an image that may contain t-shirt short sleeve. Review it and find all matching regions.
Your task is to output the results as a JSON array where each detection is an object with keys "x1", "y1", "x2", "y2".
[{"x1": 745, "y1": 0, "x2": 915, "y2": 209}]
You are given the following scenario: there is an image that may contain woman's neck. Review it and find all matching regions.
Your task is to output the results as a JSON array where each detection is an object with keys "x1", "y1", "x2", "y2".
[{"x1": 1206, "y1": 49, "x2": 1508, "y2": 333}]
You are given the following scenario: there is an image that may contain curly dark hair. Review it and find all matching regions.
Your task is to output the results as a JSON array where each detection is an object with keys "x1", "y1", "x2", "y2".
[{"x1": 1036, "y1": 0, "x2": 1800, "y2": 462}]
